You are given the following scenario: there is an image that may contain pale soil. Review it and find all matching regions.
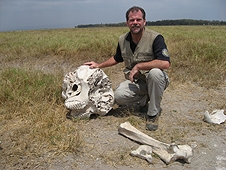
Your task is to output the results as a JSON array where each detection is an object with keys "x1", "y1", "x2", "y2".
[
  {"x1": 67, "y1": 83, "x2": 226, "y2": 170},
  {"x1": 0, "y1": 57, "x2": 226, "y2": 170}
]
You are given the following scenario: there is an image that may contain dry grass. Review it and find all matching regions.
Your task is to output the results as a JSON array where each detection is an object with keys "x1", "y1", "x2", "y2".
[
  {"x1": 0, "y1": 68, "x2": 84, "y2": 168},
  {"x1": 164, "y1": 26, "x2": 226, "y2": 87},
  {"x1": 1, "y1": 26, "x2": 225, "y2": 87},
  {"x1": 0, "y1": 26, "x2": 225, "y2": 168}
]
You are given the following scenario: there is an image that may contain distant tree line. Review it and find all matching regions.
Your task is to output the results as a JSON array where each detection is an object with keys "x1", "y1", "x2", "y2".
[
  {"x1": 146, "y1": 19, "x2": 226, "y2": 26},
  {"x1": 76, "y1": 19, "x2": 226, "y2": 28}
]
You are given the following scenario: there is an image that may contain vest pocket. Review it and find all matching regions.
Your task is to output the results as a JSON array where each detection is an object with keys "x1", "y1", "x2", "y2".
[{"x1": 135, "y1": 53, "x2": 153, "y2": 62}]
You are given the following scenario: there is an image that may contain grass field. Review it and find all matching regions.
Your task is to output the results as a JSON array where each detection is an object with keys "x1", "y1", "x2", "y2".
[
  {"x1": 0, "y1": 26, "x2": 225, "y2": 169},
  {"x1": 1, "y1": 26, "x2": 225, "y2": 86}
]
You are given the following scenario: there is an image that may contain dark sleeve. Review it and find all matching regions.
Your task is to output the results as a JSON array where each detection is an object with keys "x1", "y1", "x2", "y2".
[
  {"x1": 113, "y1": 43, "x2": 124, "y2": 62},
  {"x1": 153, "y1": 35, "x2": 170, "y2": 62}
]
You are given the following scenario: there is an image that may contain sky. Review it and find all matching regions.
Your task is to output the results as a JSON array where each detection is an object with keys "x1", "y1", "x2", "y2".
[{"x1": 0, "y1": 0, "x2": 226, "y2": 32}]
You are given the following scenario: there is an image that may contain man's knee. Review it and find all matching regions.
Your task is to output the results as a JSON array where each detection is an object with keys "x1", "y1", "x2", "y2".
[
  {"x1": 147, "y1": 68, "x2": 164, "y2": 82},
  {"x1": 114, "y1": 89, "x2": 122, "y2": 101},
  {"x1": 114, "y1": 89, "x2": 126, "y2": 105},
  {"x1": 147, "y1": 68, "x2": 169, "y2": 90}
]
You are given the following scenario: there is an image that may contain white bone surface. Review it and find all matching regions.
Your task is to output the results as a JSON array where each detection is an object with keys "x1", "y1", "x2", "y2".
[
  {"x1": 118, "y1": 122, "x2": 193, "y2": 164},
  {"x1": 130, "y1": 145, "x2": 153, "y2": 163},
  {"x1": 62, "y1": 65, "x2": 114, "y2": 118},
  {"x1": 204, "y1": 109, "x2": 226, "y2": 124}
]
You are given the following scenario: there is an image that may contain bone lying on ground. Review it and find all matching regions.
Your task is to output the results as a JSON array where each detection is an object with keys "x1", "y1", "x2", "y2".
[
  {"x1": 62, "y1": 65, "x2": 114, "y2": 118},
  {"x1": 118, "y1": 122, "x2": 193, "y2": 164},
  {"x1": 130, "y1": 145, "x2": 153, "y2": 163},
  {"x1": 204, "y1": 109, "x2": 226, "y2": 124}
]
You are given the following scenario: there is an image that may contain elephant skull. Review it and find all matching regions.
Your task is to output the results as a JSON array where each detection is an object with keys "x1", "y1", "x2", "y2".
[{"x1": 62, "y1": 65, "x2": 114, "y2": 118}]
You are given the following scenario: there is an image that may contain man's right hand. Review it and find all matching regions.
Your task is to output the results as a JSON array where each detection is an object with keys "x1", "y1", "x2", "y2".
[{"x1": 83, "y1": 61, "x2": 100, "y2": 69}]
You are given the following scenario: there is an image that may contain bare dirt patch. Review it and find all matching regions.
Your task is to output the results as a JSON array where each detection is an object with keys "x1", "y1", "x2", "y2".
[
  {"x1": 65, "y1": 83, "x2": 226, "y2": 170},
  {"x1": 0, "y1": 57, "x2": 225, "y2": 170}
]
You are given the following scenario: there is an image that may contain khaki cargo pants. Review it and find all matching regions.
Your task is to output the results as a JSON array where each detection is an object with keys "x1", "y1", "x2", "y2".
[{"x1": 114, "y1": 68, "x2": 169, "y2": 116}]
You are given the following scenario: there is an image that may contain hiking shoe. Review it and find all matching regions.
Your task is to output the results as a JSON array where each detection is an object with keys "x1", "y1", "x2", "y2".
[{"x1": 145, "y1": 112, "x2": 161, "y2": 131}]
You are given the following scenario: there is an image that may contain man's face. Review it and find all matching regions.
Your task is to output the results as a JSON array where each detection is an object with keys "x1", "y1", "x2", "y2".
[{"x1": 126, "y1": 10, "x2": 146, "y2": 35}]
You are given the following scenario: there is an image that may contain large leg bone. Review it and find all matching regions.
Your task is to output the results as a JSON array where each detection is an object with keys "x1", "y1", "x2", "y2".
[{"x1": 118, "y1": 122, "x2": 193, "y2": 164}]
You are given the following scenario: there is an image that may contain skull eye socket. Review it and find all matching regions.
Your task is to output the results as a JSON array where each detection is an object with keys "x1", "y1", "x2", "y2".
[{"x1": 72, "y1": 84, "x2": 78, "y2": 91}]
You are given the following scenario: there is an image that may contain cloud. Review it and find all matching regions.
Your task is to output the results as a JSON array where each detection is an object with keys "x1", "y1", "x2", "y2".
[{"x1": 0, "y1": 0, "x2": 225, "y2": 31}]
